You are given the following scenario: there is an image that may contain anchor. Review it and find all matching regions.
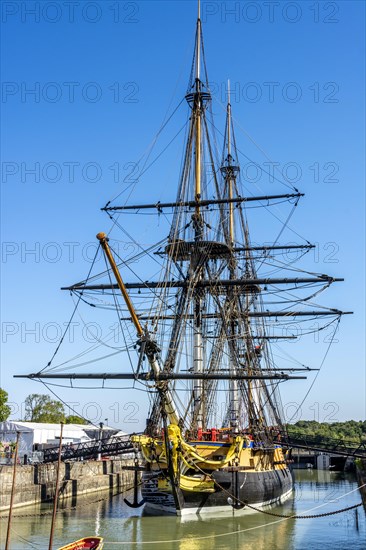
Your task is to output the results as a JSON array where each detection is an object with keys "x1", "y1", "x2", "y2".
[{"x1": 124, "y1": 452, "x2": 145, "y2": 508}]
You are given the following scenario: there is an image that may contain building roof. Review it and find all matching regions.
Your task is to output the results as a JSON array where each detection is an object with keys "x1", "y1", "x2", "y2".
[{"x1": 0, "y1": 421, "x2": 116, "y2": 431}]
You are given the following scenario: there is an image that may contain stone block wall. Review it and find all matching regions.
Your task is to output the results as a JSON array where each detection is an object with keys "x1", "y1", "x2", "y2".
[{"x1": 0, "y1": 458, "x2": 134, "y2": 511}]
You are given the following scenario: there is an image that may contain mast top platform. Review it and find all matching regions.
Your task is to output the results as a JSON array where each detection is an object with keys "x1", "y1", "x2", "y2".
[
  {"x1": 185, "y1": 89, "x2": 212, "y2": 107},
  {"x1": 165, "y1": 240, "x2": 231, "y2": 261}
]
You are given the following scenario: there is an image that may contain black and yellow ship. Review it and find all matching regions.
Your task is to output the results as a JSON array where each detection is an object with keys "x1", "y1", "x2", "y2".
[{"x1": 133, "y1": 425, "x2": 293, "y2": 515}]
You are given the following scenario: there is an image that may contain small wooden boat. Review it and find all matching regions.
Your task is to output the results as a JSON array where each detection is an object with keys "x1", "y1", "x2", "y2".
[{"x1": 58, "y1": 537, "x2": 104, "y2": 550}]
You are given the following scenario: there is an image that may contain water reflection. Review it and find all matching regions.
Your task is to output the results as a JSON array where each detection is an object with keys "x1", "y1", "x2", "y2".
[
  {"x1": 95, "y1": 503, "x2": 101, "y2": 537},
  {"x1": 0, "y1": 471, "x2": 364, "y2": 550},
  {"x1": 116, "y1": 508, "x2": 296, "y2": 550}
]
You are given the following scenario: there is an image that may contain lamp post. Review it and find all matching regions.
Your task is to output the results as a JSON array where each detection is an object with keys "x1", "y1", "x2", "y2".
[
  {"x1": 48, "y1": 422, "x2": 64, "y2": 550},
  {"x1": 97, "y1": 422, "x2": 104, "y2": 461},
  {"x1": 5, "y1": 431, "x2": 20, "y2": 550}
]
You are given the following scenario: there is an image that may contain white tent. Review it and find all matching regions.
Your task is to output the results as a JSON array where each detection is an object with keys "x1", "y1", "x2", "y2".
[{"x1": 0, "y1": 421, "x2": 93, "y2": 454}]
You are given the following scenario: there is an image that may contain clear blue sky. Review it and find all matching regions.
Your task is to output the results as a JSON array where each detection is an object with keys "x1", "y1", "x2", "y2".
[{"x1": 1, "y1": 1, "x2": 365, "y2": 430}]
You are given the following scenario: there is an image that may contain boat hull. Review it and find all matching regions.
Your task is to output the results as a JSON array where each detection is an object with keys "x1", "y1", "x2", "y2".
[
  {"x1": 141, "y1": 466, "x2": 293, "y2": 516},
  {"x1": 57, "y1": 537, "x2": 104, "y2": 550}
]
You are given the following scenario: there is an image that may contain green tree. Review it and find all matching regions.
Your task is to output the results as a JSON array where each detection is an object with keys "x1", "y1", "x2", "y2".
[
  {"x1": 24, "y1": 393, "x2": 65, "y2": 423},
  {"x1": 286, "y1": 420, "x2": 366, "y2": 444},
  {"x1": 0, "y1": 388, "x2": 11, "y2": 421},
  {"x1": 65, "y1": 415, "x2": 87, "y2": 425}
]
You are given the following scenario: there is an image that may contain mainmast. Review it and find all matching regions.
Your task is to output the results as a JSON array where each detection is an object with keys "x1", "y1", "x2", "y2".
[
  {"x1": 226, "y1": 80, "x2": 235, "y2": 246},
  {"x1": 191, "y1": 0, "x2": 206, "y2": 431},
  {"x1": 194, "y1": 0, "x2": 202, "y2": 230}
]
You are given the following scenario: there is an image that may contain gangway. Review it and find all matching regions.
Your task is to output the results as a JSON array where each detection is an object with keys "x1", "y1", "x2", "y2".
[
  {"x1": 43, "y1": 435, "x2": 135, "y2": 463},
  {"x1": 281, "y1": 433, "x2": 366, "y2": 459}
]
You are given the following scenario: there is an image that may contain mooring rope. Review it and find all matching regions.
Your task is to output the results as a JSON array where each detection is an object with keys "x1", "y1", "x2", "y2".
[
  {"x1": 104, "y1": 482, "x2": 365, "y2": 546},
  {"x1": 0, "y1": 478, "x2": 144, "y2": 519}
]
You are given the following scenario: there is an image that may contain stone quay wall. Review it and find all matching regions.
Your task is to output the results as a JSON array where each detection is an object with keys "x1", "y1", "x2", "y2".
[{"x1": 0, "y1": 458, "x2": 134, "y2": 512}]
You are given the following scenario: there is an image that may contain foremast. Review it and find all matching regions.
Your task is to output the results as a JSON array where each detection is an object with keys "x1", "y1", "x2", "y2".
[{"x1": 190, "y1": 1, "x2": 208, "y2": 430}]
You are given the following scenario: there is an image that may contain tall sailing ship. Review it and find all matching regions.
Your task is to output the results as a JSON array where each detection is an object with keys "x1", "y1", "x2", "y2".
[{"x1": 18, "y1": 3, "x2": 350, "y2": 516}]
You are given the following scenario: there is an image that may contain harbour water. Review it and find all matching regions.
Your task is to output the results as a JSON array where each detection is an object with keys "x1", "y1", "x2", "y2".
[{"x1": 1, "y1": 470, "x2": 365, "y2": 549}]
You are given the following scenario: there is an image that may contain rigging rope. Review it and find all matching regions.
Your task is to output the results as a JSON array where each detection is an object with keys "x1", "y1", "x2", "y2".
[
  {"x1": 212, "y1": 94, "x2": 299, "y2": 193},
  {"x1": 39, "y1": 244, "x2": 100, "y2": 373},
  {"x1": 287, "y1": 317, "x2": 341, "y2": 424},
  {"x1": 105, "y1": 98, "x2": 186, "y2": 207},
  {"x1": 39, "y1": 380, "x2": 102, "y2": 431},
  {"x1": 103, "y1": 250, "x2": 135, "y2": 375}
]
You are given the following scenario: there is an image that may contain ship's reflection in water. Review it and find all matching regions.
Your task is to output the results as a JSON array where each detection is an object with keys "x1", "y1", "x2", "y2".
[{"x1": 0, "y1": 471, "x2": 364, "y2": 549}]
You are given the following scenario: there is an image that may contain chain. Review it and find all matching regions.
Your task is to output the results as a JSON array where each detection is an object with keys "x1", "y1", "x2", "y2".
[
  {"x1": 181, "y1": 450, "x2": 365, "y2": 520},
  {"x1": 210, "y1": 471, "x2": 364, "y2": 519},
  {"x1": 243, "y1": 499, "x2": 362, "y2": 519}
]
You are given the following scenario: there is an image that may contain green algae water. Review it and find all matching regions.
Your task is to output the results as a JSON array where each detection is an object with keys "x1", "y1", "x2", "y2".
[{"x1": 1, "y1": 470, "x2": 365, "y2": 550}]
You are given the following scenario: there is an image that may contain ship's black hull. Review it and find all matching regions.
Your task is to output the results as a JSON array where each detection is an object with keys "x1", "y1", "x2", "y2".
[{"x1": 142, "y1": 467, "x2": 293, "y2": 516}]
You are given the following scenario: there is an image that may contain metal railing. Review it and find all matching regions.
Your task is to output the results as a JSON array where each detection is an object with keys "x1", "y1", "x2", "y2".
[
  {"x1": 42, "y1": 435, "x2": 135, "y2": 463},
  {"x1": 281, "y1": 433, "x2": 366, "y2": 458}
]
